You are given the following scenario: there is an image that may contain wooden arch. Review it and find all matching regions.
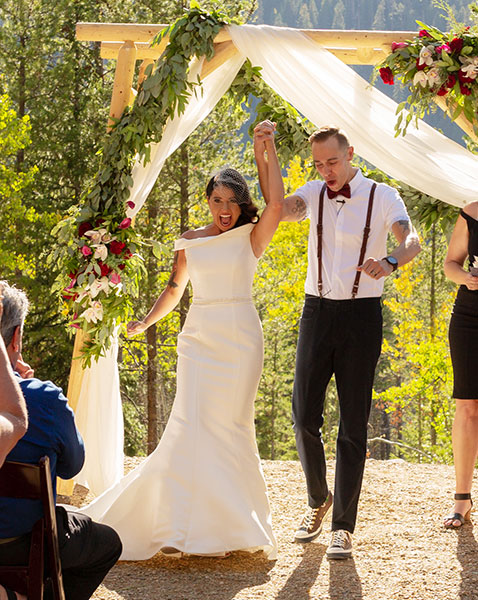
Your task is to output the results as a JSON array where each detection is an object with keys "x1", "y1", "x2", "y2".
[{"x1": 58, "y1": 22, "x2": 477, "y2": 495}]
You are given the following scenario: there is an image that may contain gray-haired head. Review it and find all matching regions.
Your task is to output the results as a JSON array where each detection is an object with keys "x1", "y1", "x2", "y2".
[
  {"x1": 0, "y1": 281, "x2": 29, "y2": 347},
  {"x1": 206, "y1": 168, "x2": 252, "y2": 205}
]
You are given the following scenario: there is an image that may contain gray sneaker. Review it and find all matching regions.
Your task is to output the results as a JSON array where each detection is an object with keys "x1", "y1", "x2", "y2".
[
  {"x1": 294, "y1": 492, "x2": 333, "y2": 543},
  {"x1": 326, "y1": 529, "x2": 353, "y2": 559}
]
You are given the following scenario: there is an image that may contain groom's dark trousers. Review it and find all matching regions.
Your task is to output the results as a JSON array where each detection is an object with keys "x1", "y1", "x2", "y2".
[{"x1": 292, "y1": 294, "x2": 383, "y2": 533}]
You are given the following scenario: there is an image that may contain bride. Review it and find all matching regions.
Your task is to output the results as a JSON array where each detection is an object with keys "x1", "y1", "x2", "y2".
[{"x1": 81, "y1": 125, "x2": 283, "y2": 560}]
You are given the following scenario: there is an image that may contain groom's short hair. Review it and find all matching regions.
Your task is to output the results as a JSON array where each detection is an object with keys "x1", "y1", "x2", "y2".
[{"x1": 309, "y1": 126, "x2": 350, "y2": 149}]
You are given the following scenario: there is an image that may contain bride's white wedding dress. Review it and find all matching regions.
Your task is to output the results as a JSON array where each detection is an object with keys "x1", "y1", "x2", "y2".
[{"x1": 82, "y1": 223, "x2": 277, "y2": 560}]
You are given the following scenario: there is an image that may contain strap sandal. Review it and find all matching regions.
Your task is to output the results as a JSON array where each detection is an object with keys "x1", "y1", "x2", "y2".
[{"x1": 444, "y1": 493, "x2": 473, "y2": 529}]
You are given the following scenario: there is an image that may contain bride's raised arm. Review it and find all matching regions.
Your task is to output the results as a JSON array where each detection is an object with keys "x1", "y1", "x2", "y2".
[
  {"x1": 250, "y1": 121, "x2": 284, "y2": 258},
  {"x1": 127, "y1": 249, "x2": 189, "y2": 337}
]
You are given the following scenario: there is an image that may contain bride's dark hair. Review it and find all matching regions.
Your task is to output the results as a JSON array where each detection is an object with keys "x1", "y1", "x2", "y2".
[{"x1": 206, "y1": 168, "x2": 260, "y2": 228}]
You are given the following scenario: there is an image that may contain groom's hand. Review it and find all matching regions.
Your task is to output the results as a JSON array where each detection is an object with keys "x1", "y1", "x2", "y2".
[{"x1": 254, "y1": 120, "x2": 276, "y2": 150}]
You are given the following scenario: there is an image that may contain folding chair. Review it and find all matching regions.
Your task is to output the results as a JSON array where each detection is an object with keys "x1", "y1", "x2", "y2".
[{"x1": 0, "y1": 456, "x2": 65, "y2": 600}]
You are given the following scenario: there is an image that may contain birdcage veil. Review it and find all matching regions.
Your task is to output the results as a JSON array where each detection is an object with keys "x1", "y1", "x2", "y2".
[{"x1": 209, "y1": 168, "x2": 252, "y2": 205}]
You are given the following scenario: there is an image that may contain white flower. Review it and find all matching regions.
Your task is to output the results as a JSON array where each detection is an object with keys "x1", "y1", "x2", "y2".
[
  {"x1": 460, "y1": 56, "x2": 478, "y2": 80},
  {"x1": 102, "y1": 232, "x2": 113, "y2": 243},
  {"x1": 426, "y1": 67, "x2": 442, "y2": 88},
  {"x1": 413, "y1": 71, "x2": 429, "y2": 88},
  {"x1": 418, "y1": 45, "x2": 435, "y2": 67},
  {"x1": 89, "y1": 277, "x2": 111, "y2": 299},
  {"x1": 81, "y1": 301, "x2": 103, "y2": 324},
  {"x1": 85, "y1": 229, "x2": 107, "y2": 245},
  {"x1": 93, "y1": 244, "x2": 108, "y2": 261}
]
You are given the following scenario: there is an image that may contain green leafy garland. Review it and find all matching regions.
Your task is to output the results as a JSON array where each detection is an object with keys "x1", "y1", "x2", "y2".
[{"x1": 51, "y1": 6, "x2": 311, "y2": 366}]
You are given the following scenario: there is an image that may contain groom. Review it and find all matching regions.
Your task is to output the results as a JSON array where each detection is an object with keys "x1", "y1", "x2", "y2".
[{"x1": 254, "y1": 121, "x2": 420, "y2": 559}]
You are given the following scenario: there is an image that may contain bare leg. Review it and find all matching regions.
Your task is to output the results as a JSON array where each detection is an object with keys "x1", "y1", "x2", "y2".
[
  {"x1": 444, "y1": 399, "x2": 478, "y2": 527},
  {"x1": 0, "y1": 585, "x2": 27, "y2": 600}
]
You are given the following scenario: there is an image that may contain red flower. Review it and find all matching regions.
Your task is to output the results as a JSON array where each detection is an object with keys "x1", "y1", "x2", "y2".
[
  {"x1": 81, "y1": 245, "x2": 92, "y2": 257},
  {"x1": 391, "y1": 41, "x2": 408, "y2": 52},
  {"x1": 123, "y1": 248, "x2": 133, "y2": 260},
  {"x1": 460, "y1": 84, "x2": 472, "y2": 96},
  {"x1": 62, "y1": 291, "x2": 78, "y2": 301},
  {"x1": 119, "y1": 217, "x2": 132, "y2": 229},
  {"x1": 418, "y1": 29, "x2": 432, "y2": 38},
  {"x1": 95, "y1": 217, "x2": 105, "y2": 227},
  {"x1": 458, "y1": 69, "x2": 474, "y2": 84},
  {"x1": 446, "y1": 74, "x2": 457, "y2": 89},
  {"x1": 126, "y1": 201, "x2": 135, "y2": 210},
  {"x1": 98, "y1": 261, "x2": 112, "y2": 277},
  {"x1": 449, "y1": 37, "x2": 464, "y2": 53},
  {"x1": 68, "y1": 271, "x2": 77, "y2": 279},
  {"x1": 436, "y1": 86, "x2": 448, "y2": 96},
  {"x1": 109, "y1": 241, "x2": 126, "y2": 255},
  {"x1": 416, "y1": 58, "x2": 426, "y2": 71},
  {"x1": 78, "y1": 222, "x2": 93, "y2": 237},
  {"x1": 379, "y1": 67, "x2": 394, "y2": 85},
  {"x1": 118, "y1": 263, "x2": 126, "y2": 270}
]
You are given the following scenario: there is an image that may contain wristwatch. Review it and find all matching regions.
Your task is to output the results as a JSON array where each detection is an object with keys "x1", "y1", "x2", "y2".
[{"x1": 382, "y1": 256, "x2": 398, "y2": 272}]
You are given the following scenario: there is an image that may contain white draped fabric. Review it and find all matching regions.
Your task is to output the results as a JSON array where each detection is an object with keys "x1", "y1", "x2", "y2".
[{"x1": 76, "y1": 24, "x2": 478, "y2": 496}]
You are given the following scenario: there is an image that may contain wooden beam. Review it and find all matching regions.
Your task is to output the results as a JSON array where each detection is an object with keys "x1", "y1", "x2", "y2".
[
  {"x1": 108, "y1": 40, "x2": 137, "y2": 131},
  {"x1": 77, "y1": 21, "x2": 414, "y2": 51},
  {"x1": 434, "y1": 96, "x2": 478, "y2": 144}
]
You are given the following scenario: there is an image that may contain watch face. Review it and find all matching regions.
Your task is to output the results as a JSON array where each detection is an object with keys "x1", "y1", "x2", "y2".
[{"x1": 387, "y1": 256, "x2": 398, "y2": 266}]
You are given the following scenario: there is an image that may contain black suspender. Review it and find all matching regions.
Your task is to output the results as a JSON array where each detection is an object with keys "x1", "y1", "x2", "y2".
[{"x1": 317, "y1": 183, "x2": 377, "y2": 299}]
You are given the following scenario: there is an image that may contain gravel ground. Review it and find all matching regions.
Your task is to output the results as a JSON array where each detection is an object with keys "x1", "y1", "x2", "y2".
[{"x1": 61, "y1": 458, "x2": 478, "y2": 600}]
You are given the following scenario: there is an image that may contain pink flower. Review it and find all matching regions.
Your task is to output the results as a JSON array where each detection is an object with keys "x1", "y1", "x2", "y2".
[
  {"x1": 126, "y1": 201, "x2": 135, "y2": 210},
  {"x1": 81, "y1": 245, "x2": 92, "y2": 257},
  {"x1": 418, "y1": 29, "x2": 432, "y2": 38},
  {"x1": 119, "y1": 218, "x2": 132, "y2": 229},
  {"x1": 110, "y1": 272, "x2": 121, "y2": 285},
  {"x1": 70, "y1": 313, "x2": 80, "y2": 329},
  {"x1": 391, "y1": 41, "x2": 408, "y2": 52},
  {"x1": 379, "y1": 67, "x2": 394, "y2": 85},
  {"x1": 436, "y1": 43, "x2": 451, "y2": 54}
]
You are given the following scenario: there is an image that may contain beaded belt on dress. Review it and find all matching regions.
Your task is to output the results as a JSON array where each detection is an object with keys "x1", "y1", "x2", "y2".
[{"x1": 192, "y1": 297, "x2": 252, "y2": 305}]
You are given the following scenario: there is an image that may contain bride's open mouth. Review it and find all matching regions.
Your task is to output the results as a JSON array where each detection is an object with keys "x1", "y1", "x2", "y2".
[{"x1": 219, "y1": 214, "x2": 233, "y2": 227}]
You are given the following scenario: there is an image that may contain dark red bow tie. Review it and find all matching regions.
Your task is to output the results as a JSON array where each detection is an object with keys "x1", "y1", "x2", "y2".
[{"x1": 326, "y1": 183, "x2": 351, "y2": 199}]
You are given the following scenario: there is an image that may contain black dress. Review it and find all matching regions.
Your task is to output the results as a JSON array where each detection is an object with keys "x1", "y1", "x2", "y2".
[{"x1": 449, "y1": 209, "x2": 478, "y2": 399}]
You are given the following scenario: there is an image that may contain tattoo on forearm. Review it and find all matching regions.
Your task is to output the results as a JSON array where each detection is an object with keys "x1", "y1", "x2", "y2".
[
  {"x1": 291, "y1": 197, "x2": 307, "y2": 220},
  {"x1": 168, "y1": 252, "x2": 179, "y2": 288},
  {"x1": 397, "y1": 219, "x2": 411, "y2": 235}
]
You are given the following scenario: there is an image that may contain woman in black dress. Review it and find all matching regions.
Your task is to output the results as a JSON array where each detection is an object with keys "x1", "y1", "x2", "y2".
[{"x1": 443, "y1": 203, "x2": 478, "y2": 528}]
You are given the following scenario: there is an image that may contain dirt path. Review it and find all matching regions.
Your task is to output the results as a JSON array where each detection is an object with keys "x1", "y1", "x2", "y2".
[{"x1": 63, "y1": 458, "x2": 478, "y2": 600}]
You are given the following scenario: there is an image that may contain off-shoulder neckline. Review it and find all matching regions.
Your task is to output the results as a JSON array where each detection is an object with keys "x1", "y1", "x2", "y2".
[{"x1": 174, "y1": 223, "x2": 255, "y2": 250}]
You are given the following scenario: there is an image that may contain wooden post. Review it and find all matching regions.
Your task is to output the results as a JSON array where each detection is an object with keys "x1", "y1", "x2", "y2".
[
  {"x1": 108, "y1": 40, "x2": 137, "y2": 130},
  {"x1": 434, "y1": 96, "x2": 478, "y2": 144},
  {"x1": 59, "y1": 40, "x2": 138, "y2": 497}
]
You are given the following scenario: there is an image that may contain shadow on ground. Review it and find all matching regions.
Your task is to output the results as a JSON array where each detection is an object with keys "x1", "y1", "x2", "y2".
[
  {"x1": 457, "y1": 523, "x2": 478, "y2": 600},
  {"x1": 103, "y1": 551, "x2": 274, "y2": 600}
]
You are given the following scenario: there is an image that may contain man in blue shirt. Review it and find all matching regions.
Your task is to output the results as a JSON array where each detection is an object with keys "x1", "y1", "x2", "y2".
[{"x1": 0, "y1": 281, "x2": 122, "y2": 600}]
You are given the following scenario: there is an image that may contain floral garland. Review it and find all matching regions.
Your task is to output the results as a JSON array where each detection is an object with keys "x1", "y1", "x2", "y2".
[
  {"x1": 376, "y1": 19, "x2": 478, "y2": 136},
  {"x1": 52, "y1": 7, "x2": 311, "y2": 366}
]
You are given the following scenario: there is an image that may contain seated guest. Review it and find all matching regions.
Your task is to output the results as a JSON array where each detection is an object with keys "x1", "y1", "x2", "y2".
[
  {"x1": 0, "y1": 281, "x2": 122, "y2": 600},
  {"x1": 0, "y1": 285, "x2": 27, "y2": 468}
]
